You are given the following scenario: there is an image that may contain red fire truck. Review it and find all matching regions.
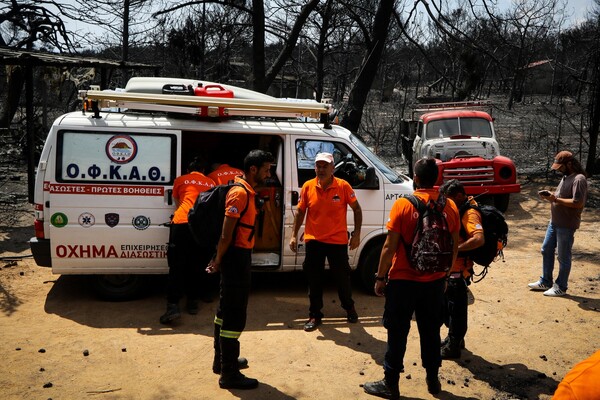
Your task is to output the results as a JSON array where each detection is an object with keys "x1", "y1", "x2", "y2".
[{"x1": 402, "y1": 101, "x2": 520, "y2": 212}]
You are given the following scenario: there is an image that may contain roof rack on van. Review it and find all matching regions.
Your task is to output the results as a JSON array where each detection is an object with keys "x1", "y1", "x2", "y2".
[{"x1": 78, "y1": 87, "x2": 333, "y2": 126}]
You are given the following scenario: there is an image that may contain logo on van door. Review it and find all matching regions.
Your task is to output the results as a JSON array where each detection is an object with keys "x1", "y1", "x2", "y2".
[
  {"x1": 132, "y1": 215, "x2": 151, "y2": 230},
  {"x1": 106, "y1": 135, "x2": 138, "y2": 164},
  {"x1": 78, "y1": 212, "x2": 95, "y2": 228},
  {"x1": 105, "y1": 213, "x2": 119, "y2": 227},
  {"x1": 50, "y1": 212, "x2": 68, "y2": 228}
]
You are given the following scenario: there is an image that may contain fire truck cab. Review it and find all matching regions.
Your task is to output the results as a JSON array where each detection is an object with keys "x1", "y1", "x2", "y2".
[{"x1": 405, "y1": 102, "x2": 520, "y2": 212}]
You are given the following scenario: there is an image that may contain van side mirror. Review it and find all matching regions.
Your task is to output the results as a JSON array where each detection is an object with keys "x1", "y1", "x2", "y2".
[{"x1": 291, "y1": 191, "x2": 299, "y2": 206}]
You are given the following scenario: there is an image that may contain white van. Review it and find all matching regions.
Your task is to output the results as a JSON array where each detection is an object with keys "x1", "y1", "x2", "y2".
[{"x1": 29, "y1": 77, "x2": 413, "y2": 299}]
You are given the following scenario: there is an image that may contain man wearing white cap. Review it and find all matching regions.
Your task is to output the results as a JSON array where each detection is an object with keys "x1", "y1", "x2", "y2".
[
  {"x1": 290, "y1": 152, "x2": 363, "y2": 331},
  {"x1": 528, "y1": 150, "x2": 588, "y2": 297}
]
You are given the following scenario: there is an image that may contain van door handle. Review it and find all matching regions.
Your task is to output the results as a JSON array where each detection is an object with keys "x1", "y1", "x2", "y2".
[{"x1": 167, "y1": 189, "x2": 173, "y2": 205}]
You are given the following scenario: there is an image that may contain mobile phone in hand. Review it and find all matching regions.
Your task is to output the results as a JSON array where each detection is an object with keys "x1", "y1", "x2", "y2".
[{"x1": 538, "y1": 190, "x2": 551, "y2": 197}]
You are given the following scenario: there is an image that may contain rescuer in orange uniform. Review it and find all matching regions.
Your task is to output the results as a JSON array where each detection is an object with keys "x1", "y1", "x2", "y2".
[
  {"x1": 206, "y1": 149, "x2": 274, "y2": 390},
  {"x1": 289, "y1": 152, "x2": 362, "y2": 332},
  {"x1": 208, "y1": 163, "x2": 243, "y2": 185},
  {"x1": 160, "y1": 156, "x2": 215, "y2": 324},
  {"x1": 364, "y1": 157, "x2": 460, "y2": 398},
  {"x1": 439, "y1": 179, "x2": 484, "y2": 359}
]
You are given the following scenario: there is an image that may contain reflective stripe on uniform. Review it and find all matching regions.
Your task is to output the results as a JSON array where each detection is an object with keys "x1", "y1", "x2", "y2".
[
  {"x1": 220, "y1": 329, "x2": 242, "y2": 339},
  {"x1": 214, "y1": 316, "x2": 223, "y2": 326}
]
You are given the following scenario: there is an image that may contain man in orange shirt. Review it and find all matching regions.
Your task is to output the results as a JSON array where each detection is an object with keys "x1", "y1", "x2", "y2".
[
  {"x1": 206, "y1": 149, "x2": 274, "y2": 390},
  {"x1": 208, "y1": 163, "x2": 243, "y2": 185},
  {"x1": 160, "y1": 156, "x2": 215, "y2": 324},
  {"x1": 553, "y1": 349, "x2": 600, "y2": 399},
  {"x1": 439, "y1": 179, "x2": 484, "y2": 359},
  {"x1": 289, "y1": 152, "x2": 363, "y2": 332},
  {"x1": 364, "y1": 157, "x2": 459, "y2": 399}
]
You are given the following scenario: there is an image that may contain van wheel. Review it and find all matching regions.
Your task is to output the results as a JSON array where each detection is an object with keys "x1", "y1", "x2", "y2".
[
  {"x1": 359, "y1": 244, "x2": 382, "y2": 294},
  {"x1": 494, "y1": 194, "x2": 510, "y2": 213},
  {"x1": 90, "y1": 274, "x2": 146, "y2": 301}
]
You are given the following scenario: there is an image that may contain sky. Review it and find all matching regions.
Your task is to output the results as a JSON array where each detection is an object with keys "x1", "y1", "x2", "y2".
[
  {"x1": 497, "y1": 0, "x2": 596, "y2": 25},
  {"x1": 56, "y1": 0, "x2": 598, "y2": 49}
]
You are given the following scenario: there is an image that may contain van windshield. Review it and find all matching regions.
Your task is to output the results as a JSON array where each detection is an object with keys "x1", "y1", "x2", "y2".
[
  {"x1": 349, "y1": 134, "x2": 406, "y2": 183},
  {"x1": 426, "y1": 117, "x2": 493, "y2": 139}
]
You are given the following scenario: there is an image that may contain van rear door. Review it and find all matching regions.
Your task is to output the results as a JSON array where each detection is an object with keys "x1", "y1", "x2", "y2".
[{"x1": 47, "y1": 129, "x2": 178, "y2": 274}]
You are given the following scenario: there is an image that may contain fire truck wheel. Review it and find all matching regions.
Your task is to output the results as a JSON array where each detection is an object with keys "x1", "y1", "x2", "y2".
[
  {"x1": 494, "y1": 194, "x2": 510, "y2": 213},
  {"x1": 90, "y1": 274, "x2": 148, "y2": 301}
]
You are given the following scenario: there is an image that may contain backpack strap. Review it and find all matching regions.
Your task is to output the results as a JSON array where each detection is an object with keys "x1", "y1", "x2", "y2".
[
  {"x1": 401, "y1": 194, "x2": 424, "y2": 248},
  {"x1": 458, "y1": 201, "x2": 471, "y2": 239},
  {"x1": 231, "y1": 182, "x2": 256, "y2": 241},
  {"x1": 405, "y1": 194, "x2": 424, "y2": 214},
  {"x1": 435, "y1": 193, "x2": 447, "y2": 210}
]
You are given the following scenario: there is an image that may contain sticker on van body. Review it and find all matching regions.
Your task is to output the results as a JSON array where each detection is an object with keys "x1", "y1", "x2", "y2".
[
  {"x1": 106, "y1": 135, "x2": 138, "y2": 164},
  {"x1": 50, "y1": 212, "x2": 68, "y2": 227},
  {"x1": 105, "y1": 213, "x2": 119, "y2": 227},
  {"x1": 132, "y1": 215, "x2": 151, "y2": 230},
  {"x1": 78, "y1": 212, "x2": 95, "y2": 228}
]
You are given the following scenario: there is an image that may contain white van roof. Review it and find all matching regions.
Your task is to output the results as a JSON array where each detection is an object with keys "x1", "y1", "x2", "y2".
[{"x1": 54, "y1": 110, "x2": 348, "y2": 140}]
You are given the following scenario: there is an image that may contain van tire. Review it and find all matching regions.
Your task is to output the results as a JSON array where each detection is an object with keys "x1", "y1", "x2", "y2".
[
  {"x1": 359, "y1": 244, "x2": 383, "y2": 294},
  {"x1": 90, "y1": 274, "x2": 146, "y2": 301}
]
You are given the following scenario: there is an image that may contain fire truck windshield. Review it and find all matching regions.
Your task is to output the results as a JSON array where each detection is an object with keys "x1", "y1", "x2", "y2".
[{"x1": 426, "y1": 117, "x2": 493, "y2": 139}]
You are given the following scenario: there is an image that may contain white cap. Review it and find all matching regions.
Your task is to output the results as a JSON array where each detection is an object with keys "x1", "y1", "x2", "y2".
[{"x1": 315, "y1": 152, "x2": 334, "y2": 164}]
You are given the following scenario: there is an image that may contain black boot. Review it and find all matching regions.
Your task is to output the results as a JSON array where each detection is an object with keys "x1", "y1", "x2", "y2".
[
  {"x1": 212, "y1": 324, "x2": 249, "y2": 374},
  {"x1": 441, "y1": 339, "x2": 462, "y2": 359},
  {"x1": 364, "y1": 371, "x2": 399, "y2": 399},
  {"x1": 441, "y1": 336, "x2": 465, "y2": 349},
  {"x1": 218, "y1": 337, "x2": 258, "y2": 389},
  {"x1": 212, "y1": 323, "x2": 222, "y2": 374},
  {"x1": 426, "y1": 368, "x2": 441, "y2": 395},
  {"x1": 159, "y1": 303, "x2": 181, "y2": 324},
  {"x1": 186, "y1": 298, "x2": 199, "y2": 315}
]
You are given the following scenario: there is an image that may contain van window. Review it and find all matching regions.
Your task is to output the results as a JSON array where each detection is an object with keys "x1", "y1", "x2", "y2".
[
  {"x1": 295, "y1": 140, "x2": 368, "y2": 187},
  {"x1": 56, "y1": 131, "x2": 176, "y2": 184}
]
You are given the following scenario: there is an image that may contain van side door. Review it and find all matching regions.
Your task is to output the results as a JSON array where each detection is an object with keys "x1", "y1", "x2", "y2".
[{"x1": 284, "y1": 139, "x2": 383, "y2": 269}]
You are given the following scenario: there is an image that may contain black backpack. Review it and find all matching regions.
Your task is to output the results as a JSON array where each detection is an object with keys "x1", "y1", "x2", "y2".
[
  {"x1": 404, "y1": 194, "x2": 455, "y2": 274},
  {"x1": 187, "y1": 182, "x2": 254, "y2": 251},
  {"x1": 458, "y1": 202, "x2": 508, "y2": 280}
]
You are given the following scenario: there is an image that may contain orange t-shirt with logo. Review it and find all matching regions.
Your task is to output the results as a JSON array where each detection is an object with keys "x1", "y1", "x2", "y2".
[
  {"x1": 386, "y1": 189, "x2": 460, "y2": 282},
  {"x1": 298, "y1": 177, "x2": 357, "y2": 245},
  {"x1": 208, "y1": 164, "x2": 243, "y2": 185},
  {"x1": 452, "y1": 199, "x2": 483, "y2": 275},
  {"x1": 172, "y1": 171, "x2": 215, "y2": 224},
  {"x1": 224, "y1": 177, "x2": 257, "y2": 249}
]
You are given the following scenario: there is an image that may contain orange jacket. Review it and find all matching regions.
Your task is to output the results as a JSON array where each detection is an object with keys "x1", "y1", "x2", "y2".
[
  {"x1": 452, "y1": 199, "x2": 483, "y2": 276},
  {"x1": 172, "y1": 171, "x2": 215, "y2": 224}
]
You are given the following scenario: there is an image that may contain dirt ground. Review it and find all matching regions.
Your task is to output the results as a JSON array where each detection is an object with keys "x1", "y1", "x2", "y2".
[{"x1": 1, "y1": 176, "x2": 599, "y2": 400}]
